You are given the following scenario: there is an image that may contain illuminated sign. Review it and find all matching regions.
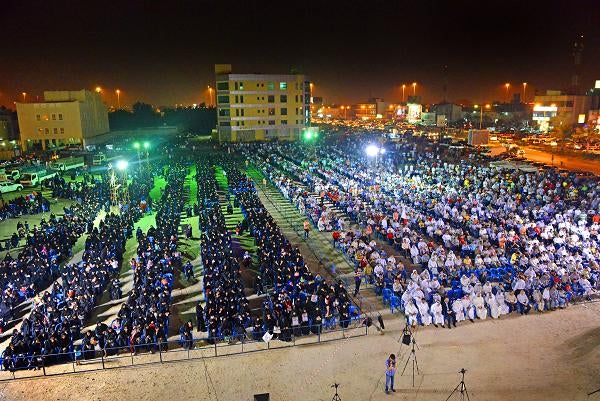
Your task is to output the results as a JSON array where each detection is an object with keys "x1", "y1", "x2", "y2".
[
  {"x1": 533, "y1": 105, "x2": 558, "y2": 112},
  {"x1": 407, "y1": 103, "x2": 422, "y2": 123},
  {"x1": 578, "y1": 114, "x2": 586, "y2": 124},
  {"x1": 596, "y1": 80, "x2": 600, "y2": 89}
]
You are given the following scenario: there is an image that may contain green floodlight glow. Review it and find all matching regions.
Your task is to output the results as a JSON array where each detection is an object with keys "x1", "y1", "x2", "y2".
[
  {"x1": 304, "y1": 130, "x2": 314, "y2": 140},
  {"x1": 116, "y1": 160, "x2": 129, "y2": 171},
  {"x1": 143, "y1": 141, "x2": 150, "y2": 149},
  {"x1": 133, "y1": 142, "x2": 140, "y2": 149}
]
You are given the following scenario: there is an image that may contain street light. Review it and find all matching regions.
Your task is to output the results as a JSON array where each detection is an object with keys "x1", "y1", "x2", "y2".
[
  {"x1": 402, "y1": 84, "x2": 406, "y2": 102},
  {"x1": 207, "y1": 85, "x2": 213, "y2": 107},
  {"x1": 116, "y1": 160, "x2": 128, "y2": 171},
  {"x1": 504, "y1": 83, "x2": 510, "y2": 102},
  {"x1": 474, "y1": 104, "x2": 491, "y2": 129},
  {"x1": 412, "y1": 82, "x2": 417, "y2": 96},
  {"x1": 365, "y1": 144, "x2": 385, "y2": 166},
  {"x1": 116, "y1": 89, "x2": 121, "y2": 109},
  {"x1": 95, "y1": 86, "x2": 102, "y2": 93},
  {"x1": 22, "y1": 92, "x2": 27, "y2": 102}
]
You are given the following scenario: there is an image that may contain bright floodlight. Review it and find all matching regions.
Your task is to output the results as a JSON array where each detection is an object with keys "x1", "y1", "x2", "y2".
[
  {"x1": 380, "y1": 148, "x2": 386, "y2": 154},
  {"x1": 143, "y1": 141, "x2": 150, "y2": 149},
  {"x1": 116, "y1": 160, "x2": 128, "y2": 171},
  {"x1": 365, "y1": 144, "x2": 379, "y2": 157},
  {"x1": 133, "y1": 142, "x2": 140, "y2": 149}
]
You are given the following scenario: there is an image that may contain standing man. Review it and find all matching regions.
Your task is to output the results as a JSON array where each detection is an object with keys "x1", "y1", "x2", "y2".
[
  {"x1": 354, "y1": 267, "x2": 363, "y2": 296},
  {"x1": 385, "y1": 353, "x2": 397, "y2": 393},
  {"x1": 442, "y1": 297, "x2": 456, "y2": 328},
  {"x1": 303, "y1": 220, "x2": 311, "y2": 238},
  {"x1": 196, "y1": 302, "x2": 206, "y2": 332}
]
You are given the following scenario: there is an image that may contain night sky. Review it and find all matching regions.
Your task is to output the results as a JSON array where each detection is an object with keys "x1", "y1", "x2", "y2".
[{"x1": 1, "y1": 0, "x2": 599, "y2": 108}]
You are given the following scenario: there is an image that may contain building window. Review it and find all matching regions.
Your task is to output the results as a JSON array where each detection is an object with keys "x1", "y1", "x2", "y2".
[
  {"x1": 36, "y1": 114, "x2": 41, "y2": 121},
  {"x1": 217, "y1": 82, "x2": 229, "y2": 90},
  {"x1": 235, "y1": 95, "x2": 239, "y2": 103},
  {"x1": 239, "y1": 82, "x2": 244, "y2": 90},
  {"x1": 268, "y1": 95, "x2": 275, "y2": 103},
  {"x1": 44, "y1": 128, "x2": 49, "y2": 135},
  {"x1": 220, "y1": 121, "x2": 230, "y2": 126},
  {"x1": 235, "y1": 109, "x2": 239, "y2": 117},
  {"x1": 268, "y1": 108, "x2": 275, "y2": 116},
  {"x1": 217, "y1": 95, "x2": 229, "y2": 104},
  {"x1": 240, "y1": 95, "x2": 244, "y2": 103},
  {"x1": 281, "y1": 120, "x2": 287, "y2": 125},
  {"x1": 218, "y1": 109, "x2": 230, "y2": 117},
  {"x1": 281, "y1": 108, "x2": 287, "y2": 115},
  {"x1": 280, "y1": 95, "x2": 287, "y2": 103},
  {"x1": 52, "y1": 114, "x2": 56, "y2": 120},
  {"x1": 60, "y1": 128, "x2": 65, "y2": 134},
  {"x1": 234, "y1": 82, "x2": 238, "y2": 90},
  {"x1": 280, "y1": 82, "x2": 287, "y2": 90},
  {"x1": 267, "y1": 82, "x2": 274, "y2": 90},
  {"x1": 241, "y1": 109, "x2": 245, "y2": 116},
  {"x1": 58, "y1": 113, "x2": 63, "y2": 120},
  {"x1": 269, "y1": 120, "x2": 275, "y2": 125},
  {"x1": 53, "y1": 128, "x2": 58, "y2": 134}
]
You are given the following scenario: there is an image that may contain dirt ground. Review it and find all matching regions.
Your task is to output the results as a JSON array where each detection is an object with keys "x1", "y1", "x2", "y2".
[{"x1": 0, "y1": 301, "x2": 597, "y2": 401}]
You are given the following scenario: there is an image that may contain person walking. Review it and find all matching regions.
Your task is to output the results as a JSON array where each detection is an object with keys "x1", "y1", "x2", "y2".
[{"x1": 385, "y1": 353, "x2": 397, "y2": 393}]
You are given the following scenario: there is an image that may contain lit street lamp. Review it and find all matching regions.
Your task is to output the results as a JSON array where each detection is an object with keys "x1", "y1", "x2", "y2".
[
  {"x1": 21, "y1": 92, "x2": 27, "y2": 102},
  {"x1": 116, "y1": 89, "x2": 121, "y2": 109},
  {"x1": 402, "y1": 84, "x2": 406, "y2": 103},
  {"x1": 412, "y1": 82, "x2": 417, "y2": 96},
  {"x1": 207, "y1": 85, "x2": 214, "y2": 107},
  {"x1": 365, "y1": 144, "x2": 385, "y2": 166},
  {"x1": 474, "y1": 104, "x2": 491, "y2": 129},
  {"x1": 504, "y1": 83, "x2": 510, "y2": 102},
  {"x1": 143, "y1": 141, "x2": 150, "y2": 163},
  {"x1": 522, "y1": 82, "x2": 527, "y2": 103}
]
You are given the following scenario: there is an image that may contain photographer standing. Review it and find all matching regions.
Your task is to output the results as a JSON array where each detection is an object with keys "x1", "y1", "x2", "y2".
[{"x1": 385, "y1": 353, "x2": 397, "y2": 394}]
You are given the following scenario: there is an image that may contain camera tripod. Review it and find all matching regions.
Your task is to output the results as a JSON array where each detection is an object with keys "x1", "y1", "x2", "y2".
[
  {"x1": 445, "y1": 368, "x2": 470, "y2": 401},
  {"x1": 331, "y1": 383, "x2": 342, "y2": 401},
  {"x1": 400, "y1": 336, "x2": 420, "y2": 387}
]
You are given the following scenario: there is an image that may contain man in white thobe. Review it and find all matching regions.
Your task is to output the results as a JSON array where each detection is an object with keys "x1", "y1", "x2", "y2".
[{"x1": 430, "y1": 300, "x2": 444, "y2": 326}]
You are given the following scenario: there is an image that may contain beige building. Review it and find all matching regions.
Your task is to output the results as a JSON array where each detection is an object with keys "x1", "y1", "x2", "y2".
[
  {"x1": 16, "y1": 90, "x2": 109, "y2": 151},
  {"x1": 215, "y1": 64, "x2": 311, "y2": 142},
  {"x1": 532, "y1": 90, "x2": 590, "y2": 133}
]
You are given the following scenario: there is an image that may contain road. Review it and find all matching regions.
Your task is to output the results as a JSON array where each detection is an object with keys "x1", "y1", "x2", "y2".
[{"x1": 490, "y1": 145, "x2": 600, "y2": 175}]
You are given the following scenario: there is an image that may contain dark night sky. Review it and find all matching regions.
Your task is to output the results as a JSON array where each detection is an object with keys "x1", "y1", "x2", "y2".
[{"x1": 1, "y1": 0, "x2": 599, "y2": 108}]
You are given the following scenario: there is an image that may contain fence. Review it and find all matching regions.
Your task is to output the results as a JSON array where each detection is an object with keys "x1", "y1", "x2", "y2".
[{"x1": 0, "y1": 322, "x2": 368, "y2": 381}]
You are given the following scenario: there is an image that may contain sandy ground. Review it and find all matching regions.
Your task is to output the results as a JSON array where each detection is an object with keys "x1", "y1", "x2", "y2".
[{"x1": 0, "y1": 300, "x2": 597, "y2": 401}]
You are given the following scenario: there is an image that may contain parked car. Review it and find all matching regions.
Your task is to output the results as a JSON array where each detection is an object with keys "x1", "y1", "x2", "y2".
[{"x1": 0, "y1": 182, "x2": 23, "y2": 193}]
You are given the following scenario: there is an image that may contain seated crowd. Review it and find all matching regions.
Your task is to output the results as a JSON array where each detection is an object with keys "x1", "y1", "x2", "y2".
[{"x1": 240, "y1": 136, "x2": 599, "y2": 328}]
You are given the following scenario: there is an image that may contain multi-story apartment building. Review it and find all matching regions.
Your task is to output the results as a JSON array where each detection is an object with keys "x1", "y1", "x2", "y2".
[
  {"x1": 215, "y1": 64, "x2": 310, "y2": 142},
  {"x1": 16, "y1": 90, "x2": 109, "y2": 151},
  {"x1": 532, "y1": 90, "x2": 590, "y2": 133}
]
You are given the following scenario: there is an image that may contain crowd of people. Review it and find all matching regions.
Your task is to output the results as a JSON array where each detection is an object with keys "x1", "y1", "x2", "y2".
[
  {"x1": 103, "y1": 164, "x2": 186, "y2": 355},
  {"x1": 197, "y1": 161, "x2": 251, "y2": 342},
  {"x1": 222, "y1": 162, "x2": 357, "y2": 340},
  {"x1": 242, "y1": 136, "x2": 599, "y2": 328}
]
